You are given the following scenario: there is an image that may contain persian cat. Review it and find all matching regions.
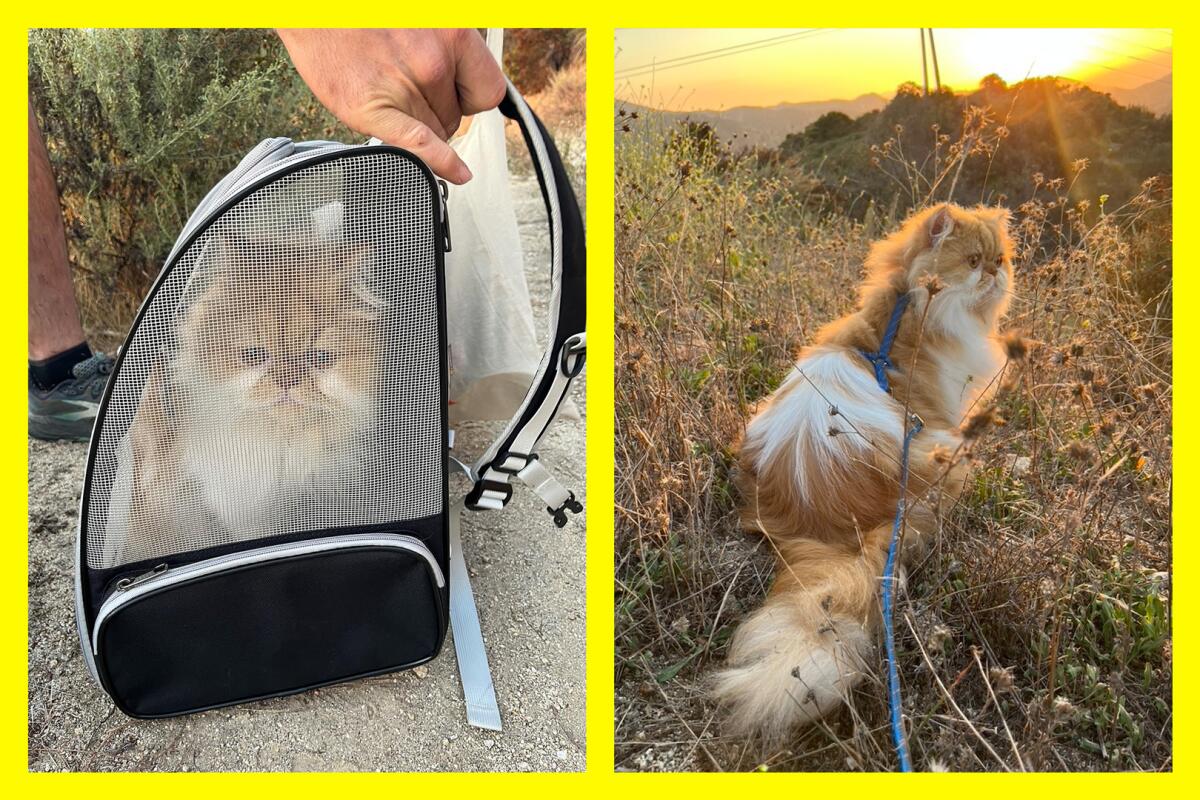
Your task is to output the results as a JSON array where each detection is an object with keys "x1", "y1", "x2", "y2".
[
  {"x1": 113, "y1": 238, "x2": 380, "y2": 565},
  {"x1": 714, "y1": 204, "x2": 1015, "y2": 741}
]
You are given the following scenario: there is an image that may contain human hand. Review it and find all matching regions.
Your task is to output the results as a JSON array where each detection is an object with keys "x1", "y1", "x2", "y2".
[{"x1": 277, "y1": 28, "x2": 506, "y2": 184}]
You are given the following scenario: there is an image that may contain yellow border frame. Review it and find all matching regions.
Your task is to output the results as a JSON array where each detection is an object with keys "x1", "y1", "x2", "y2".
[{"x1": 4, "y1": 9, "x2": 1183, "y2": 788}]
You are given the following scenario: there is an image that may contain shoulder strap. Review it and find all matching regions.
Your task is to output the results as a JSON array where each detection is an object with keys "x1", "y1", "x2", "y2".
[{"x1": 464, "y1": 79, "x2": 586, "y2": 526}]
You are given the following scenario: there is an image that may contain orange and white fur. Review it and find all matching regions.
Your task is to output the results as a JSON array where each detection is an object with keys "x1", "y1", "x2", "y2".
[
  {"x1": 107, "y1": 239, "x2": 381, "y2": 566},
  {"x1": 714, "y1": 204, "x2": 1015, "y2": 741}
]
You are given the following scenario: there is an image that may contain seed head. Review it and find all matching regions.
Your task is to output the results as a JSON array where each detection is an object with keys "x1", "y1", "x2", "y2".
[
  {"x1": 920, "y1": 273, "x2": 944, "y2": 297},
  {"x1": 961, "y1": 406, "x2": 997, "y2": 441},
  {"x1": 1002, "y1": 331, "x2": 1029, "y2": 361},
  {"x1": 929, "y1": 444, "x2": 954, "y2": 465},
  {"x1": 989, "y1": 666, "x2": 1016, "y2": 693},
  {"x1": 1065, "y1": 440, "x2": 1098, "y2": 464}
]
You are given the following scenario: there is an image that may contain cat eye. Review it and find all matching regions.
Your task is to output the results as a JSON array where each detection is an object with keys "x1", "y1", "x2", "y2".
[
  {"x1": 240, "y1": 347, "x2": 269, "y2": 366},
  {"x1": 996, "y1": 256, "x2": 1004, "y2": 266},
  {"x1": 968, "y1": 254, "x2": 982, "y2": 269},
  {"x1": 305, "y1": 349, "x2": 337, "y2": 370}
]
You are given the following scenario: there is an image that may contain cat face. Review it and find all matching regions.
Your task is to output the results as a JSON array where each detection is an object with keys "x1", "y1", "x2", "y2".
[
  {"x1": 907, "y1": 204, "x2": 1014, "y2": 321},
  {"x1": 177, "y1": 239, "x2": 380, "y2": 438}
]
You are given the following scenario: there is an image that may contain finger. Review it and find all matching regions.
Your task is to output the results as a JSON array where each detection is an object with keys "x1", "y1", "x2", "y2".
[
  {"x1": 372, "y1": 112, "x2": 472, "y2": 184},
  {"x1": 453, "y1": 29, "x2": 506, "y2": 116},
  {"x1": 395, "y1": 85, "x2": 450, "y2": 142},
  {"x1": 403, "y1": 34, "x2": 464, "y2": 138},
  {"x1": 419, "y1": 82, "x2": 462, "y2": 140}
]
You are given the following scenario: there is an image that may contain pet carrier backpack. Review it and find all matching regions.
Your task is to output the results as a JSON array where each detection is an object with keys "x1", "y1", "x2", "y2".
[{"x1": 74, "y1": 78, "x2": 585, "y2": 725}]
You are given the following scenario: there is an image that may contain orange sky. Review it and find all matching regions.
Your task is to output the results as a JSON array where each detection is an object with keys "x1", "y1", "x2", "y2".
[{"x1": 615, "y1": 28, "x2": 1172, "y2": 110}]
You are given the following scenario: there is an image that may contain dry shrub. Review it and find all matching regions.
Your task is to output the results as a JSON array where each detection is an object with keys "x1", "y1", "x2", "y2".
[
  {"x1": 526, "y1": 59, "x2": 586, "y2": 132},
  {"x1": 507, "y1": 53, "x2": 585, "y2": 212},
  {"x1": 615, "y1": 99, "x2": 1171, "y2": 772},
  {"x1": 504, "y1": 28, "x2": 584, "y2": 95}
]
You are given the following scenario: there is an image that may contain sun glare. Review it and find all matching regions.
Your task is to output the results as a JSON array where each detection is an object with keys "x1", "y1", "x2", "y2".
[{"x1": 955, "y1": 29, "x2": 1111, "y2": 86}]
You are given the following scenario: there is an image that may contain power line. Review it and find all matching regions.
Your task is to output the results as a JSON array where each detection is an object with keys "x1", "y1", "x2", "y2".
[
  {"x1": 1106, "y1": 32, "x2": 1173, "y2": 57},
  {"x1": 1067, "y1": 55, "x2": 1171, "y2": 85},
  {"x1": 615, "y1": 29, "x2": 819, "y2": 76},
  {"x1": 1083, "y1": 42, "x2": 1172, "y2": 71},
  {"x1": 616, "y1": 29, "x2": 832, "y2": 81}
]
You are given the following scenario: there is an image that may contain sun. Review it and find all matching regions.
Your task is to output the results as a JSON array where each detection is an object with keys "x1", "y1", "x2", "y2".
[{"x1": 954, "y1": 29, "x2": 1108, "y2": 85}]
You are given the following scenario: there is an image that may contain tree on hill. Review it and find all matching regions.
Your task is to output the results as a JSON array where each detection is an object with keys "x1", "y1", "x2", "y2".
[
  {"x1": 775, "y1": 75, "x2": 1171, "y2": 219},
  {"x1": 781, "y1": 111, "x2": 855, "y2": 156}
]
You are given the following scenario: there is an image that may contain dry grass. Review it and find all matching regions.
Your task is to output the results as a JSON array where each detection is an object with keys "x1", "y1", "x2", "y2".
[
  {"x1": 509, "y1": 57, "x2": 586, "y2": 206},
  {"x1": 614, "y1": 105, "x2": 1172, "y2": 772}
]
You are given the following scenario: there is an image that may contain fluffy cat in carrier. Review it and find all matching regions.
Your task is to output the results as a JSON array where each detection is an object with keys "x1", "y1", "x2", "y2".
[
  {"x1": 114, "y1": 238, "x2": 381, "y2": 564},
  {"x1": 713, "y1": 203, "x2": 1015, "y2": 741}
]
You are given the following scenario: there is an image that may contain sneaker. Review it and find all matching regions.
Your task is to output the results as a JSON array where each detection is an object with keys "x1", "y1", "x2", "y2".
[{"x1": 29, "y1": 352, "x2": 115, "y2": 442}]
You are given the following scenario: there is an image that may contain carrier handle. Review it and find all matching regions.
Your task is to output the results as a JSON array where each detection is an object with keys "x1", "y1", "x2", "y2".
[{"x1": 466, "y1": 79, "x2": 586, "y2": 514}]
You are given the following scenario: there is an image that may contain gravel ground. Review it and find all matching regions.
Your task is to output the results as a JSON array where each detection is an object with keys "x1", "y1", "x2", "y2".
[{"x1": 27, "y1": 174, "x2": 587, "y2": 772}]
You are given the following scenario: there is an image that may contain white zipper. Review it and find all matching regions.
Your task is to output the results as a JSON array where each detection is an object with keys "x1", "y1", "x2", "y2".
[{"x1": 92, "y1": 533, "x2": 444, "y2": 655}]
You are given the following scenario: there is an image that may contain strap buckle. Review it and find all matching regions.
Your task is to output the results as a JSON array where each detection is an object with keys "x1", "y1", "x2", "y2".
[
  {"x1": 547, "y1": 491, "x2": 584, "y2": 528},
  {"x1": 465, "y1": 479, "x2": 513, "y2": 510},
  {"x1": 560, "y1": 334, "x2": 586, "y2": 378},
  {"x1": 491, "y1": 451, "x2": 537, "y2": 476}
]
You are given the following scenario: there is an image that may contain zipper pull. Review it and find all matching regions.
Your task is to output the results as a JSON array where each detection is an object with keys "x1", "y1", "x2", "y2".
[
  {"x1": 115, "y1": 563, "x2": 168, "y2": 591},
  {"x1": 438, "y1": 179, "x2": 452, "y2": 253}
]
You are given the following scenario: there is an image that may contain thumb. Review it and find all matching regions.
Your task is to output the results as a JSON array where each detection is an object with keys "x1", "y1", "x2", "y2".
[{"x1": 371, "y1": 111, "x2": 473, "y2": 185}]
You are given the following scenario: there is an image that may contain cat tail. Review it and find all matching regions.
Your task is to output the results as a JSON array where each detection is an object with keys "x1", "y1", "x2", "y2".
[{"x1": 711, "y1": 526, "x2": 891, "y2": 743}]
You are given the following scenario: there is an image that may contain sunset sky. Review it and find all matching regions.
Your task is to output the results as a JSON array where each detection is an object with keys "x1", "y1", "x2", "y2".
[{"x1": 615, "y1": 28, "x2": 1173, "y2": 110}]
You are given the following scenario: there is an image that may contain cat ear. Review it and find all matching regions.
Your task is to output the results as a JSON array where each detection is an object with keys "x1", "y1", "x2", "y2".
[
  {"x1": 342, "y1": 245, "x2": 384, "y2": 317},
  {"x1": 928, "y1": 204, "x2": 955, "y2": 248},
  {"x1": 988, "y1": 206, "x2": 1013, "y2": 232}
]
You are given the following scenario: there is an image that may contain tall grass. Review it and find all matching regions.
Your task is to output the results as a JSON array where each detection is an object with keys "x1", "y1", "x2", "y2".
[{"x1": 614, "y1": 101, "x2": 1172, "y2": 772}]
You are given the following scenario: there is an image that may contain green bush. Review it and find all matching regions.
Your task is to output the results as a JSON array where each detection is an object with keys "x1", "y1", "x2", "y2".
[{"x1": 29, "y1": 28, "x2": 350, "y2": 345}]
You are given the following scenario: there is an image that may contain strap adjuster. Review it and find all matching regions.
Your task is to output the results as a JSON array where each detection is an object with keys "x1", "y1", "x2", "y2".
[
  {"x1": 548, "y1": 491, "x2": 583, "y2": 528},
  {"x1": 465, "y1": 479, "x2": 513, "y2": 510},
  {"x1": 492, "y1": 451, "x2": 537, "y2": 476}
]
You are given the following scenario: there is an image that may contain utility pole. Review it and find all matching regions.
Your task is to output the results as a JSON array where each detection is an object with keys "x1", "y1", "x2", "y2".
[
  {"x1": 920, "y1": 28, "x2": 929, "y2": 96},
  {"x1": 928, "y1": 28, "x2": 942, "y2": 92}
]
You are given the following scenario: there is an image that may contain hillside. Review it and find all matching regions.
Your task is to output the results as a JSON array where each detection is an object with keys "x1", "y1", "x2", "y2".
[
  {"x1": 1107, "y1": 73, "x2": 1172, "y2": 115},
  {"x1": 771, "y1": 76, "x2": 1172, "y2": 220}
]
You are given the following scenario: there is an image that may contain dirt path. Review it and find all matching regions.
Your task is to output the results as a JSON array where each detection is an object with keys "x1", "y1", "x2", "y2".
[{"x1": 27, "y1": 174, "x2": 586, "y2": 772}]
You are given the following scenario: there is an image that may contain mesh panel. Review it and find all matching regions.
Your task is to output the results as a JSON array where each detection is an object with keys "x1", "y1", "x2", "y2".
[{"x1": 84, "y1": 152, "x2": 443, "y2": 569}]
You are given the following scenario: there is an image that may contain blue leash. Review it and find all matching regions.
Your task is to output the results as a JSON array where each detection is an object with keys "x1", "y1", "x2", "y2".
[
  {"x1": 859, "y1": 292, "x2": 912, "y2": 394},
  {"x1": 882, "y1": 413, "x2": 922, "y2": 772},
  {"x1": 860, "y1": 292, "x2": 920, "y2": 772}
]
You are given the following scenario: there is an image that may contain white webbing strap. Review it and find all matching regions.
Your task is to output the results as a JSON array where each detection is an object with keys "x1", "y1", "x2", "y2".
[
  {"x1": 515, "y1": 459, "x2": 570, "y2": 509},
  {"x1": 448, "y1": 498, "x2": 502, "y2": 731}
]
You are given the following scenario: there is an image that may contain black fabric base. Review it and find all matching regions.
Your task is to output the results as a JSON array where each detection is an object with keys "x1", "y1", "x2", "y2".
[
  {"x1": 95, "y1": 543, "x2": 446, "y2": 718},
  {"x1": 85, "y1": 512, "x2": 447, "y2": 623}
]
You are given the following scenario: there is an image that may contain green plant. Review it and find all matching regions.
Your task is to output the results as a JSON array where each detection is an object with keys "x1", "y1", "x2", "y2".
[{"x1": 28, "y1": 28, "x2": 350, "y2": 347}]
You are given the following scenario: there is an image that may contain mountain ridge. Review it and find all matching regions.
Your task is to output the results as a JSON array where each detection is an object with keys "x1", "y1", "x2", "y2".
[{"x1": 619, "y1": 75, "x2": 1172, "y2": 149}]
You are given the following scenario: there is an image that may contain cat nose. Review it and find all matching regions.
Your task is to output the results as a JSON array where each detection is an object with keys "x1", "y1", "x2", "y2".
[
  {"x1": 984, "y1": 263, "x2": 998, "y2": 276},
  {"x1": 272, "y1": 367, "x2": 304, "y2": 390}
]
